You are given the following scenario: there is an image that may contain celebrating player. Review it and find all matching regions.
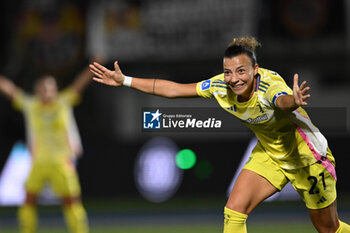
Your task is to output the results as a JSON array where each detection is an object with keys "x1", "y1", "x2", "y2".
[
  {"x1": 0, "y1": 62, "x2": 96, "y2": 233},
  {"x1": 89, "y1": 37, "x2": 350, "y2": 233}
]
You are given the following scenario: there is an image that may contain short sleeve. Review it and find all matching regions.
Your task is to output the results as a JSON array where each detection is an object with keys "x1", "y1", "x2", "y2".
[
  {"x1": 266, "y1": 80, "x2": 293, "y2": 106},
  {"x1": 60, "y1": 88, "x2": 81, "y2": 106},
  {"x1": 196, "y1": 74, "x2": 224, "y2": 98}
]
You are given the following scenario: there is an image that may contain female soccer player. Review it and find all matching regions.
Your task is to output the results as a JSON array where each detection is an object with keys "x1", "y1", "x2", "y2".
[
  {"x1": 89, "y1": 37, "x2": 350, "y2": 233},
  {"x1": 0, "y1": 64, "x2": 95, "y2": 233}
]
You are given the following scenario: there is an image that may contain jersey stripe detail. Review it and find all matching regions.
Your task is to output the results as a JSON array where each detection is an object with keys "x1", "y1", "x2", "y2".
[
  {"x1": 258, "y1": 88, "x2": 267, "y2": 93},
  {"x1": 259, "y1": 84, "x2": 268, "y2": 90},
  {"x1": 296, "y1": 126, "x2": 337, "y2": 180},
  {"x1": 212, "y1": 80, "x2": 226, "y2": 84},
  {"x1": 260, "y1": 80, "x2": 270, "y2": 86},
  {"x1": 212, "y1": 85, "x2": 229, "y2": 89}
]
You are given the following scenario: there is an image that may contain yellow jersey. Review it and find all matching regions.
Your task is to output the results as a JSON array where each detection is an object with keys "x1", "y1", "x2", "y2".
[
  {"x1": 196, "y1": 67, "x2": 328, "y2": 170},
  {"x1": 12, "y1": 88, "x2": 82, "y2": 164}
]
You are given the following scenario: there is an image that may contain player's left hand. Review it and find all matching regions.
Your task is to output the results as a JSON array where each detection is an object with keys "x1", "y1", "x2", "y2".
[{"x1": 293, "y1": 73, "x2": 311, "y2": 107}]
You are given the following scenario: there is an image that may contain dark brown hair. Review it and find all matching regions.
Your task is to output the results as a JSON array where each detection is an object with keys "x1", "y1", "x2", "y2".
[{"x1": 224, "y1": 37, "x2": 261, "y2": 66}]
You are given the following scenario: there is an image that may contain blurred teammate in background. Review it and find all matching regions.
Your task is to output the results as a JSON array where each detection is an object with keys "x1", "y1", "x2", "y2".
[
  {"x1": 0, "y1": 60, "x2": 98, "y2": 233},
  {"x1": 90, "y1": 37, "x2": 350, "y2": 233}
]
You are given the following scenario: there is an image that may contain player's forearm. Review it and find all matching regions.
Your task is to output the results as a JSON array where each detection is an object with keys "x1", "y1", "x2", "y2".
[
  {"x1": 89, "y1": 61, "x2": 198, "y2": 97},
  {"x1": 276, "y1": 95, "x2": 299, "y2": 112},
  {"x1": 130, "y1": 77, "x2": 197, "y2": 98}
]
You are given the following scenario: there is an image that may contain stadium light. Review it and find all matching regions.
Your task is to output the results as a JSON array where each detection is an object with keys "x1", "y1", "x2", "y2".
[{"x1": 134, "y1": 137, "x2": 183, "y2": 203}]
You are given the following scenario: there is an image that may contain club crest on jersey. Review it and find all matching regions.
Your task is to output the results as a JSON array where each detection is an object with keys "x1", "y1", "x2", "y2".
[
  {"x1": 257, "y1": 103, "x2": 264, "y2": 113},
  {"x1": 201, "y1": 80, "x2": 211, "y2": 91}
]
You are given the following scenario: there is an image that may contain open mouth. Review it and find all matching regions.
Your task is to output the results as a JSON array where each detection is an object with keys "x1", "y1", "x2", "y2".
[{"x1": 230, "y1": 83, "x2": 245, "y2": 91}]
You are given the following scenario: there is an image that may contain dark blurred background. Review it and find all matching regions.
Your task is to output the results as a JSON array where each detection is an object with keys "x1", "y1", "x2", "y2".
[{"x1": 0, "y1": 0, "x2": 349, "y2": 202}]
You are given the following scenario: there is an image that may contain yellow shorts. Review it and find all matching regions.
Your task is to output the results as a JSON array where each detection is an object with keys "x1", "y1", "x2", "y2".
[
  {"x1": 25, "y1": 160, "x2": 81, "y2": 198},
  {"x1": 243, "y1": 144, "x2": 337, "y2": 210}
]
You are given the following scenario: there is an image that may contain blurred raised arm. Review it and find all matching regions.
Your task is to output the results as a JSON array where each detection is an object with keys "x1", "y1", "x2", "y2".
[
  {"x1": 70, "y1": 56, "x2": 105, "y2": 94},
  {"x1": 89, "y1": 61, "x2": 198, "y2": 98},
  {"x1": 0, "y1": 74, "x2": 20, "y2": 100}
]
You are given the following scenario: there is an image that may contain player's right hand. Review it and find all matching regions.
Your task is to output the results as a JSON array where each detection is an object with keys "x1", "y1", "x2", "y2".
[
  {"x1": 292, "y1": 73, "x2": 311, "y2": 107},
  {"x1": 89, "y1": 61, "x2": 124, "y2": 87}
]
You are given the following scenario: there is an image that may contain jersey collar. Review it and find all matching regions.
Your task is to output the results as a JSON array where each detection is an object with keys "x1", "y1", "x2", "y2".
[{"x1": 255, "y1": 74, "x2": 261, "y2": 93}]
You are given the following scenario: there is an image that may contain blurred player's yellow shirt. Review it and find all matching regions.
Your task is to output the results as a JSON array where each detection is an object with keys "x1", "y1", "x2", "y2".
[
  {"x1": 12, "y1": 88, "x2": 82, "y2": 164},
  {"x1": 197, "y1": 68, "x2": 329, "y2": 170}
]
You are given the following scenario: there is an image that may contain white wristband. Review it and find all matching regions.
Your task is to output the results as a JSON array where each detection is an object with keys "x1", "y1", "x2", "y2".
[{"x1": 123, "y1": 76, "x2": 132, "y2": 87}]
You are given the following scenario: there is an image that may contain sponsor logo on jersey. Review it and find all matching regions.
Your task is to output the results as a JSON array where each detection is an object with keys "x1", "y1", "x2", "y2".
[
  {"x1": 244, "y1": 114, "x2": 268, "y2": 124},
  {"x1": 317, "y1": 196, "x2": 327, "y2": 204},
  {"x1": 226, "y1": 105, "x2": 237, "y2": 112}
]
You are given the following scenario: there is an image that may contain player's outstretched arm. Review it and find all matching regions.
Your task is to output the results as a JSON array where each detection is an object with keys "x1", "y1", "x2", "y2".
[
  {"x1": 90, "y1": 61, "x2": 198, "y2": 98},
  {"x1": 275, "y1": 73, "x2": 311, "y2": 112},
  {"x1": 0, "y1": 74, "x2": 20, "y2": 100}
]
